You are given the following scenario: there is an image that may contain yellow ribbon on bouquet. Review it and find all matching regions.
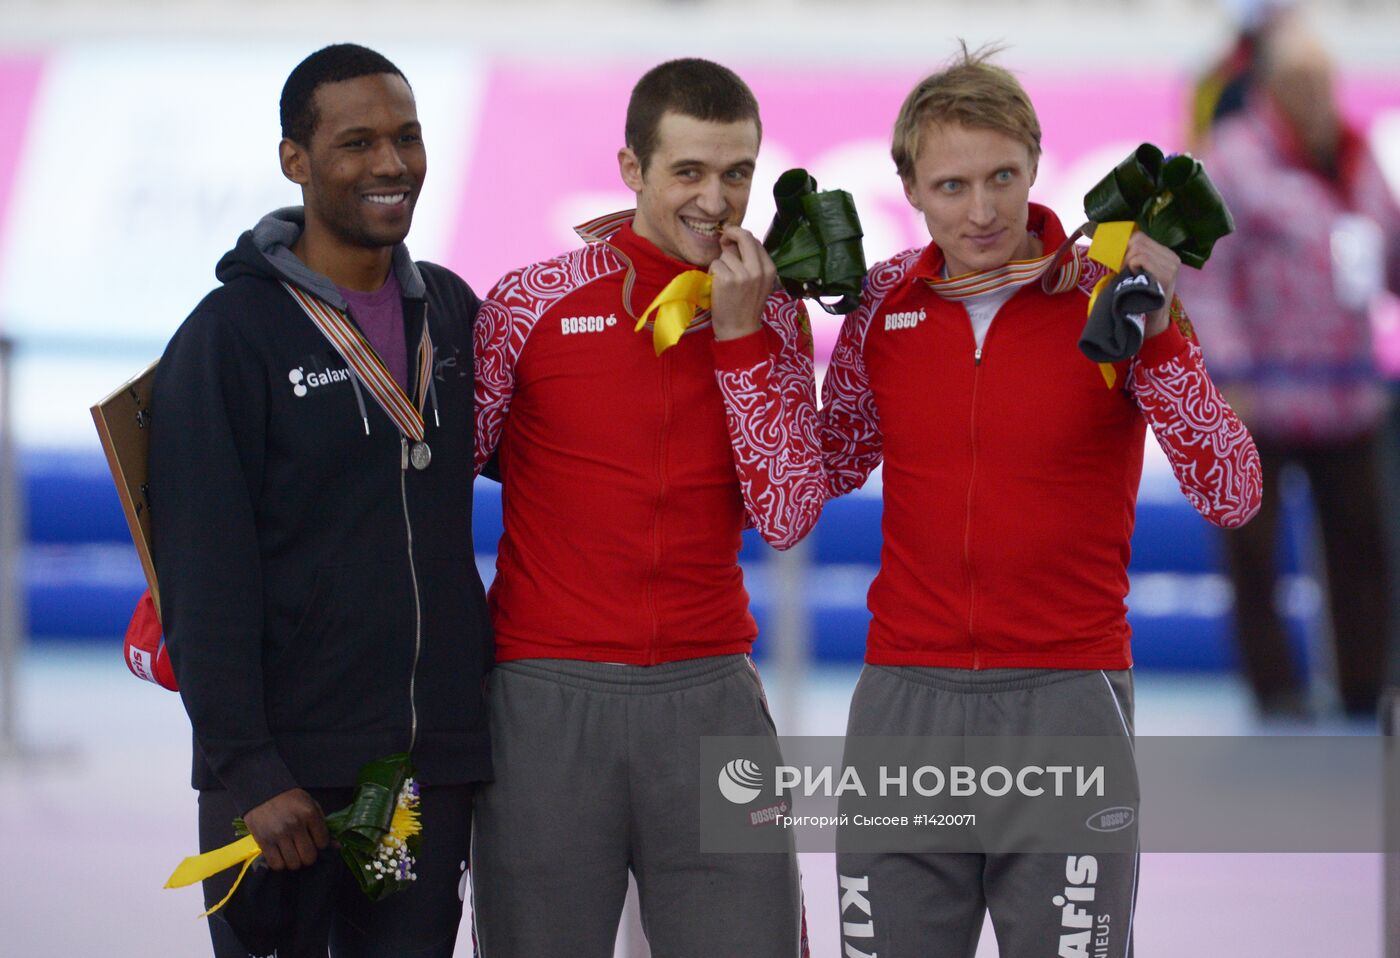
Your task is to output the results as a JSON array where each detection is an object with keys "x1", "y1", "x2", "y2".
[
  {"x1": 1087, "y1": 219, "x2": 1136, "y2": 275},
  {"x1": 163, "y1": 753, "x2": 423, "y2": 922},
  {"x1": 164, "y1": 833, "x2": 262, "y2": 918},
  {"x1": 636, "y1": 270, "x2": 712, "y2": 356},
  {"x1": 1077, "y1": 143, "x2": 1235, "y2": 389},
  {"x1": 1085, "y1": 220, "x2": 1137, "y2": 389}
]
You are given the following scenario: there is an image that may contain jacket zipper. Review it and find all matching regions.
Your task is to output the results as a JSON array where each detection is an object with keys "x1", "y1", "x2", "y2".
[
  {"x1": 399, "y1": 440, "x2": 423, "y2": 750},
  {"x1": 963, "y1": 345, "x2": 983, "y2": 668},
  {"x1": 646, "y1": 350, "x2": 674, "y2": 663},
  {"x1": 399, "y1": 299, "x2": 428, "y2": 751}
]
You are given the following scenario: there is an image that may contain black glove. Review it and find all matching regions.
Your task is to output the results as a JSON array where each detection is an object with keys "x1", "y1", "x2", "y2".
[{"x1": 1078, "y1": 268, "x2": 1166, "y2": 364}]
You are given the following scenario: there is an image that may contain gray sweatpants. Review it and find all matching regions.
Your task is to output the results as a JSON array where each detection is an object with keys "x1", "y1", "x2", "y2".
[
  {"x1": 471, "y1": 655, "x2": 806, "y2": 957},
  {"x1": 836, "y1": 665, "x2": 1138, "y2": 958}
]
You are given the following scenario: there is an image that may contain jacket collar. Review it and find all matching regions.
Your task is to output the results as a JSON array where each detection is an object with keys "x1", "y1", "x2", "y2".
[
  {"x1": 248, "y1": 207, "x2": 427, "y2": 310},
  {"x1": 576, "y1": 209, "x2": 709, "y2": 322}
]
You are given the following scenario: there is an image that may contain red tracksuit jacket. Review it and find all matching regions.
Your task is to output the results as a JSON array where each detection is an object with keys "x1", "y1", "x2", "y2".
[
  {"x1": 821, "y1": 205, "x2": 1262, "y2": 669},
  {"x1": 475, "y1": 212, "x2": 823, "y2": 664}
]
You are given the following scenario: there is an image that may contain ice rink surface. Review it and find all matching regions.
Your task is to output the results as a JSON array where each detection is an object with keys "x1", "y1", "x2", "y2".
[{"x1": 0, "y1": 645, "x2": 1382, "y2": 957}]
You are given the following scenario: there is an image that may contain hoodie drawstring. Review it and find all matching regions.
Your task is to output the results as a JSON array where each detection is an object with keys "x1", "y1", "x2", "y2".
[
  {"x1": 427, "y1": 371, "x2": 441, "y2": 429},
  {"x1": 350, "y1": 376, "x2": 371, "y2": 436}
]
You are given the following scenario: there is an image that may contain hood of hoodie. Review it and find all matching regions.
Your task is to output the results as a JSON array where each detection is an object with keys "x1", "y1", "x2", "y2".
[{"x1": 214, "y1": 207, "x2": 427, "y2": 310}]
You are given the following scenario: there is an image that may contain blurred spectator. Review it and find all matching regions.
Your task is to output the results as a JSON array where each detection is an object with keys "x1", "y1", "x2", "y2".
[
  {"x1": 1187, "y1": 0, "x2": 1293, "y2": 151},
  {"x1": 1185, "y1": 14, "x2": 1400, "y2": 718}
]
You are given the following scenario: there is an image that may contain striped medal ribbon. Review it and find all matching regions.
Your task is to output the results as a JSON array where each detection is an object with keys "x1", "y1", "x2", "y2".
[
  {"x1": 923, "y1": 241, "x2": 1080, "y2": 301},
  {"x1": 282, "y1": 282, "x2": 435, "y2": 465}
]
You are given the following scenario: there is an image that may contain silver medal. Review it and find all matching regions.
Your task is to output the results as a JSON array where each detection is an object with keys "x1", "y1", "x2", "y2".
[{"x1": 410, "y1": 441, "x2": 432, "y2": 471}]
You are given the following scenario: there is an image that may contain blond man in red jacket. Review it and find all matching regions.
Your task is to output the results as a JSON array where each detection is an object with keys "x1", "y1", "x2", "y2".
[{"x1": 822, "y1": 48, "x2": 1261, "y2": 957}]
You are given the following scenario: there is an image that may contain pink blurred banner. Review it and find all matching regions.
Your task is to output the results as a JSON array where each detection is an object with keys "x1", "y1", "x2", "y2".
[
  {"x1": 443, "y1": 66, "x2": 1397, "y2": 362},
  {"x1": 0, "y1": 54, "x2": 1394, "y2": 364},
  {"x1": 448, "y1": 66, "x2": 1190, "y2": 292},
  {"x1": 447, "y1": 66, "x2": 1221, "y2": 359},
  {"x1": 0, "y1": 56, "x2": 43, "y2": 292}
]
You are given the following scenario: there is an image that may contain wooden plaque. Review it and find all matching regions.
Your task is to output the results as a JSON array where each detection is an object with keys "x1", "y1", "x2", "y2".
[{"x1": 90, "y1": 359, "x2": 160, "y2": 616}]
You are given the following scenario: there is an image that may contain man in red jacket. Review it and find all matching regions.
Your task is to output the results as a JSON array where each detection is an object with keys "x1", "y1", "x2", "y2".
[
  {"x1": 471, "y1": 58, "x2": 819, "y2": 956},
  {"x1": 822, "y1": 48, "x2": 1261, "y2": 956}
]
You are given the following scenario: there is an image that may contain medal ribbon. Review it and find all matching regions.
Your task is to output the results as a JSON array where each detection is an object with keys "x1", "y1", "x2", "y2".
[
  {"x1": 923, "y1": 246, "x2": 1079, "y2": 302},
  {"x1": 282, "y1": 283, "x2": 432, "y2": 440},
  {"x1": 923, "y1": 244, "x2": 1125, "y2": 387}
]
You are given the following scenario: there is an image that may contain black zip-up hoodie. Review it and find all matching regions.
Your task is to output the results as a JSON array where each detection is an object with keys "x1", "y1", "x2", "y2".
[{"x1": 150, "y1": 208, "x2": 492, "y2": 814}]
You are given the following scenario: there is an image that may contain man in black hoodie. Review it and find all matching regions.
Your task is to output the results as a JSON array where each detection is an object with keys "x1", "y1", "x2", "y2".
[{"x1": 149, "y1": 44, "x2": 491, "y2": 957}]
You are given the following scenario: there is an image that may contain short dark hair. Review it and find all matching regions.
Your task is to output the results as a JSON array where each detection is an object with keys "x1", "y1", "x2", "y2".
[
  {"x1": 280, "y1": 43, "x2": 410, "y2": 145},
  {"x1": 624, "y1": 58, "x2": 762, "y2": 173}
]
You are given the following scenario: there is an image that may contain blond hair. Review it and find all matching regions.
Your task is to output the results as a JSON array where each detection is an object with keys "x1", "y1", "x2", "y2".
[{"x1": 891, "y1": 42, "x2": 1041, "y2": 181}]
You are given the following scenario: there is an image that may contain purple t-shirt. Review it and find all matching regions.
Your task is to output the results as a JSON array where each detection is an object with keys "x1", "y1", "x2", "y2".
[{"x1": 338, "y1": 271, "x2": 408, "y2": 391}]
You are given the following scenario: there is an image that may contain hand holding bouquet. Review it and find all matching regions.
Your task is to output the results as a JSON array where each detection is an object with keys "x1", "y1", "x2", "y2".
[
  {"x1": 1076, "y1": 143, "x2": 1234, "y2": 364},
  {"x1": 165, "y1": 753, "x2": 422, "y2": 917}
]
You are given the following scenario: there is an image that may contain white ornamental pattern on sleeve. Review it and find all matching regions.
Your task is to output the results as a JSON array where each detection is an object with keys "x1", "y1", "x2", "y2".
[
  {"x1": 1130, "y1": 341, "x2": 1262, "y2": 528},
  {"x1": 474, "y1": 245, "x2": 620, "y2": 471},
  {"x1": 819, "y1": 247, "x2": 923, "y2": 497},
  {"x1": 821, "y1": 322, "x2": 882, "y2": 498},
  {"x1": 715, "y1": 296, "x2": 824, "y2": 550},
  {"x1": 1075, "y1": 253, "x2": 1112, "y2": 298}
]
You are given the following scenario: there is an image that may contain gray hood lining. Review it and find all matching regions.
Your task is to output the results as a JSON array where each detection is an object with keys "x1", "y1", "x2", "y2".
[{"x1": 251, "y1": 207, "x2": 428, "y2": 308}]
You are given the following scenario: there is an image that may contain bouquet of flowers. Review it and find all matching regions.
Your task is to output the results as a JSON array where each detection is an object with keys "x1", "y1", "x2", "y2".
[
  {"x1": 1083, "y1": 143, "x2": 1234, "y2": 270},
  {"x1": 164, "y1": 753, "x2": 422, "y2": 917},
  {"x1": 1075, "y1": 143, "x2": 1234, "y2": 365},
  {"x1": 761, "y1": 168, "x2": 868, "y2": 315}
]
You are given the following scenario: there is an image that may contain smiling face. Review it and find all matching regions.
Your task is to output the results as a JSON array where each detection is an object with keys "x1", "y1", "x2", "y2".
[
  {"x1": 619, "y1": 112, "x2": 759, "y2": 267},
  {"x1": 281, "y1": 72, "x2": 425, "y2": 252},
  {"x1": 903, "y1": 121, "x2": 1039, "y2": 276}
]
